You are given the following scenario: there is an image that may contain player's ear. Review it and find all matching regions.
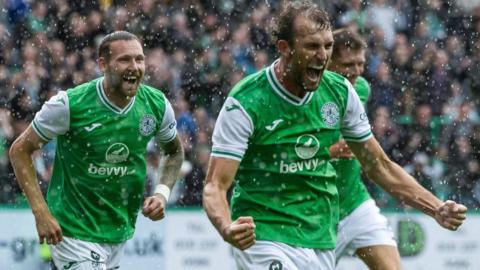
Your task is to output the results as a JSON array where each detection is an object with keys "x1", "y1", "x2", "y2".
[
  {"x1": 277, "y1": 39, "x2": 291, "y2": 58},
  {"x1": 98, "y1": 57, "x2": 107, "y2": 73}
]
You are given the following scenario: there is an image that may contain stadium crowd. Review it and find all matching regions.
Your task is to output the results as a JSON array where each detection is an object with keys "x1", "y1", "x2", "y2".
[{"x1": 0, "y1": 0, "x2": 479, "y2": 210}]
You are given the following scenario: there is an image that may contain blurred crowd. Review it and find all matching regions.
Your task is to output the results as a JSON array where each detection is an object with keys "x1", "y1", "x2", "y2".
[{"x1": 0, "y1": 0, "x2": 479, "y2": 210}]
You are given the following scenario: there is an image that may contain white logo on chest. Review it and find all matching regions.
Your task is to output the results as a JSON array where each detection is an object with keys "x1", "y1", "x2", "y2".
[
  {"x1": 266, "y1": 119, "x2": 283, "y2": 131},
  {"x1": 84, "y1": 123, "x2": 102, "y2": 132},
  {"x1": 294, "y1": 134, "x2": 320, "y2": 159},
  {"x1": 105, "y1": 143, "x2": 130, "y2": 163}
]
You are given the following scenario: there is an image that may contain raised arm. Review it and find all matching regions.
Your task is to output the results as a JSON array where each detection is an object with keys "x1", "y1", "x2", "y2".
[
  {"x1": 203, "y1": 156, "x2": 255, "y2": 250},
  {"x1": 347, "y1": 137, "x2": 467, "y2": 230},
  {"x1": 9, "y1": 125, "x2": 63, "y2": 244}
]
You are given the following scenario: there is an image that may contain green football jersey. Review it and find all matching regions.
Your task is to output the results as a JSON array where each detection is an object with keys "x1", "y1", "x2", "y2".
[
  {"x1": 354, "y1": 76, "x2": 371, "y2": 106},
  {"x1": 332, "y1": 76, "x2": 372, "y2": 220},
  {"x1": 211, "y1": 61, "x2": 372, "y2": 249},
  {"x1": 32, "y1": 78, "x2": 177, "y2": 243}
]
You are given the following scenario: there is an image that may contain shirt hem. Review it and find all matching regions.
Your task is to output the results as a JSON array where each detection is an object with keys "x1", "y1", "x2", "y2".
[
  {"x1": 61, "y1": 231, "x2": 133, "y2": 244},
  {"x1": 256, "y1": 235, "x2": 336, "y2": 250}
]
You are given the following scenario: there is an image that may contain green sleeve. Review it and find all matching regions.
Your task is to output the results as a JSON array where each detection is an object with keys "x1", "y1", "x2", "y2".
[{"x1": 354, "y1": 76, "x2": 371, "y2": 107}]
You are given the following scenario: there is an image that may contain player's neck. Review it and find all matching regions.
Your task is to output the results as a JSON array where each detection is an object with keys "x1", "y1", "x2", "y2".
[
  {"x1": 102, "y1": 80, "x2": 132, "y2": 108},
  {"x1": 274, "y1": 60, "x2": 307, "y2": 98}
]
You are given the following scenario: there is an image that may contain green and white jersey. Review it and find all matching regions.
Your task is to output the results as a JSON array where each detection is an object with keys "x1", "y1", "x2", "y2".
[
  {"x1": 211, "y1": 61, "x2": 372, "y2": 249},
  {"x1": 333, "y1": 76, "x2": 372, "y2": 220},
  {"x1": 354, "y1": 76, "x2": 371, "y2": 107},
  {"x1": 32, "y1": 77, "x2": 176, "y2": 243}
]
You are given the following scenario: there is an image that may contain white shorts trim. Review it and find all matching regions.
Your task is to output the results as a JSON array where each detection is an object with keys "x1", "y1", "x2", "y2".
[
  {"x1": 233, "y1": 240, "x2": 334, "y2": 270},
  {"x1": 335, "y1": 199, "x2": 397, "y2": 260},
  {"x1": 49, "y1": 236, "x2": 125, "y2": 270}
]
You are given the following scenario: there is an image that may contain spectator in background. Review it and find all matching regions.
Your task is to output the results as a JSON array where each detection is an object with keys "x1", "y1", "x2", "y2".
[
  {"x1": 366, "y1": 0, "x2": 405, "y2": 48},
  {"x1": 447, "y1": 136, "x2": 480, "y2": 208},
  {"x1": 429, "y1": 50, "x2": 453, "y2": 115},
  {"x1": 445, "y1": 35, "x2": 469, "y2": 78},
  {"x1": 175, "y1": 97, "x2": 196, "y2": 156},
  {"x1": 440, "y1": 102, "x2": 475, "y2": 157},
  {"x1": 466, "y1": 39, "x2": 480, "y2": 110},
  {"x1": 404, "y1": 152, "x2": 435, "y2": 193},
  {"x1": 0, "y1": 0, "x2": 478, "y2": 214},
  {"x1": 389, "y1": 34, "x2": 413, "y2": 90},
  {"x1": 369, "y1": 61, "x2": 398, "y2": 114},
  {"x1": 0, "y1": 107, "x2": 14, "y2": 203},
  {"x1": 442, "y1": 81, "x2": 469, "y2": 121},
  {"x1": 337, "y1": 0, "x2": 368, "y2": 34},
  {"x1": 178, "y1": 145, "x2": 210, "y2": 206},
  {"x1": 422, "y1": 0, "x2": 447, "y2": 41},
  {"x1": 410, "y1": 20, "x2": 431, "y2": 57},
  {"x1": 399, "y1": 104, "x2": 435, "y2": 165},
  {"x1": 371, "y1": 105, "x2": 402, "y2": 161}
]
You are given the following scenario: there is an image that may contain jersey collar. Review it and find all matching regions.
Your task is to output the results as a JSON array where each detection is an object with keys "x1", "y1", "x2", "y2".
[
  {"x1": 266, "y1": 60, "x2": 314, "y2": 106},
  {"x1": 96, "y1": 78, "x2": 136, "y2": 115}
]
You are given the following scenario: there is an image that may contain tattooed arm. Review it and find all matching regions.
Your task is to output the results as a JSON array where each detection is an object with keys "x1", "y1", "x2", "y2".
[{"x1": 142, "y1": 134, "x2": 184, "y2": 221}]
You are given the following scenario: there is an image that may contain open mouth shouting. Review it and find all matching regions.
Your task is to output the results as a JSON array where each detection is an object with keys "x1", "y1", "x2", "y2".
[
  {"x1": 122, "y1": 74, "x2": 140, "y2": 86},
  {"x1": 306, "y1": 65, "x2": 324, "y2": 81}
]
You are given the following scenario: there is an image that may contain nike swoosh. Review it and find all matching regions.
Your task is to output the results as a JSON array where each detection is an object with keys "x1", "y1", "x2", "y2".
[
  {"x1": 85, "y1": 123, "x2": 102, "y2": 132},
  {"x1": 266, "y1": 119, "x2": 283, "y2": 131}
]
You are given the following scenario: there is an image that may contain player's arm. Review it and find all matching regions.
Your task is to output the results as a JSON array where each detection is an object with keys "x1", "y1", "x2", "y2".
[
  {"x1": 348, "y1": 137, "x2": 467, "y2": 230},
  {"x1": 142, "y1": 134, "x2": 184, "y2": 221},
  {"x1": 341, "y1": 79, "x2": 466, "y2": 230},
  {"x1": 203, "y1": 157, "x2": 255, "y2": 250},
  {"x1": 9, "y1": 91, "x2": 69, "y2": 244},
  {"x1": 9, "y1": 126, "x2": 63, "y2": 244},
  {"x1": 203, "y1": 96, "x2": 256, "y2": 250},
  {"x1": 157, "y1": 134, "x2": 184, "y2": 191},
  {"x1": 143, "y1": 97, "x2": 184, "y2": 221}
]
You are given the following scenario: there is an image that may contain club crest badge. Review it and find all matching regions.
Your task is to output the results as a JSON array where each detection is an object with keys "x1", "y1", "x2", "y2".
[
  {"x1": 269, "y1": 260, "x2": 283, "y2": 270},
  {"x1": 139, "y1": 115, "x2": 156, "y2": 136},
  {"x1": 321, "y1": 102, "x2": 339, "y2": 127}
]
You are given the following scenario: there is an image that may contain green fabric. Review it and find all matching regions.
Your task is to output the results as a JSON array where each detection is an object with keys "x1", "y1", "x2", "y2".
[
  {"x1": 45, "y1": 78, "x2": 167, "y2": 243},
  {"x1": 229, "y1": 70, "x2": 356, "y2": 249}
]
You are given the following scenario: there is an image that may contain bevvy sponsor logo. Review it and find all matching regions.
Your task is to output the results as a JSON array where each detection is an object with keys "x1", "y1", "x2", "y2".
[
  {"x1": 279, "y1": 134, "x2": 324, "y2": 173},
  {"x1": 88, "y1": 143, "x2": 132, "y2": 177}
]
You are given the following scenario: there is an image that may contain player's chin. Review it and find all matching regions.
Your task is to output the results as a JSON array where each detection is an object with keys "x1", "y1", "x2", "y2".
[
  {"x1": 303, "y1": 75, "x2": 322, "y2": 91},
  {"x1": 121, "y1": 85, "x2": 139, "y2": 97},
  {"x1": 303, "y1": 81, "x2": 321, "y2": 92}
]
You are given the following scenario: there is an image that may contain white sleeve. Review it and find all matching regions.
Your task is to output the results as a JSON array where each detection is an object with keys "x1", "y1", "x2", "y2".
[
  {"x1": 155, "y1": 96, "x2": 177, "y2": 143},
  {"x1": 211, "y1": 97, "x2": 253, "y2": 161},
  {"x1": 32, "y1": 91, "x2": 70, "y2": 141},
  {"x1": 341, "y1": 79, "x2": 373, "y2": 142}
]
